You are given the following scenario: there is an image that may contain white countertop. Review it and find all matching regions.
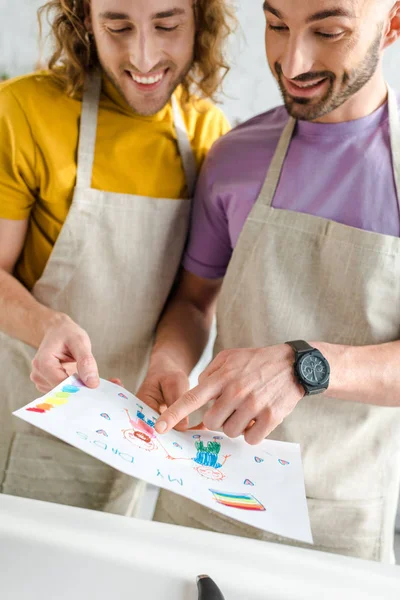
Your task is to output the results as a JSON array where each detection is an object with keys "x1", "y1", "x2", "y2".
[{"x1": 0, "y1": 494, "x2": 399, "y2": 599}]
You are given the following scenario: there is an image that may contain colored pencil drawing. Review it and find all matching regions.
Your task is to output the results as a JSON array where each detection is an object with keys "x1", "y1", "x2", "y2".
[
  {"x1": 166, "y1": 434, "x2": 231, "y2": 481},
  {"x1": 15, "y1": 376, "x2": 313, "y2": 544},
  {"x1": 121, "y1": 406, "x2": 172, "y2": 456},
  {"x1": 210, "y1": 490, "x2": 266, "y2": 512},
  {"x1": 26, "y1": 383, "x2": 81, "y2": 414}
]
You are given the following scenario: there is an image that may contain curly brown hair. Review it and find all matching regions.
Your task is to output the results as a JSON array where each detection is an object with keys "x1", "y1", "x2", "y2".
[{"x1": 38, "y1": 0, "x2": 236, "y2": 102}]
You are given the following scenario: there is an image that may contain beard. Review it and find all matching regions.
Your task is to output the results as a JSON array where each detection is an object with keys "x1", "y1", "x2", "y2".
[
  {"x1": 99, "y1": 55, "x2": 193, "y2": 117},
  {"x1": 274, "y1": 27, "x2": 383, "y2": 121}
]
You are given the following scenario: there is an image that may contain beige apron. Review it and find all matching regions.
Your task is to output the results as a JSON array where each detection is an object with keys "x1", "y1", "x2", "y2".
[
  {"x1": 155, "y1": 88, "x2": 400, "y2": 562},
  {"x1": 0, "y1": 73, "x2": 195, "y2": 515}
]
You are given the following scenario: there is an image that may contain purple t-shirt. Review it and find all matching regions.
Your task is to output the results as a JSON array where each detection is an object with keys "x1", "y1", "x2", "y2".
[{"x1": 183, "y1": 98, "x2": 400, "y2": 279}]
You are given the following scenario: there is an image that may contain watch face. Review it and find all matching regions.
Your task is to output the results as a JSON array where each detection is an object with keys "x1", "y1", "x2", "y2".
[{"x1": 298, "y1": 353, "x2": 329, "y2": 386}]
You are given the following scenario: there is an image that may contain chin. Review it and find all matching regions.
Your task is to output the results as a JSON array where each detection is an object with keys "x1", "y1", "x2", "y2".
[{"x1": 128, "y1": 97, "x2": 170, "y2": 116}]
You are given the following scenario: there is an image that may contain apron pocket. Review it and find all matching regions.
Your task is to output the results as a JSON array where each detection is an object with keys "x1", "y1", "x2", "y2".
[
  {"x1": 307, "y1": 496, "x2": 384, "y2": 560},
  {"x1": 154, "y1": 491, "x2": 385, "y2": 561}
]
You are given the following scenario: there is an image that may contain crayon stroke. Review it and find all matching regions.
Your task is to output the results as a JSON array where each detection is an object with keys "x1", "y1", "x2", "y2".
[
  {"x1": 167, "y1": 434, "x2": 231, "y2": 481},
  {"x1": 210, "y1": 490, "x2": 266, "y2": 512},
  {"x1": 26, "y1": 382, "x2": 81, "y2": 414},
  {"x1": 121, "y1": 407, "x2": 171, "y2": 457}
]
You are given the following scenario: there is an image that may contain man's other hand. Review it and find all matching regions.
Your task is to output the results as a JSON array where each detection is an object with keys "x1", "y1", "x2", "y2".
[
  {"x1": 136, "y1": 355, "x2": 191, "y2": 430},
  {"x1": 30, "y1": 314, "x2": 99, "y2": 393}
]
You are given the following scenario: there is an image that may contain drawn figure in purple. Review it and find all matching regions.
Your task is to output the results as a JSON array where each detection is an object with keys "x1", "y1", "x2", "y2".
[
  {"x1": 101, "y1": 413, "x2": 111, "y2": 420},
  {"x1": 122, "y1": 406, "x2": 171, "y2": 455},
  {"x1": 167, "y1": 435, "x2": 231, "y2": 481}
]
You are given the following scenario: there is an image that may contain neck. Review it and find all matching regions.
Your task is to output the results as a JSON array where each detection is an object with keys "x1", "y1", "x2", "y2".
[{"x1": 314, "y1": 68, "x2": 388, "y2": 124}]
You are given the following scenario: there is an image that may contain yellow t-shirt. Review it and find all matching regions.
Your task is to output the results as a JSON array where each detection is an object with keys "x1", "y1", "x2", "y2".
[{"x1": 0, "y1": 72, "x2": 230, "y2": 290}]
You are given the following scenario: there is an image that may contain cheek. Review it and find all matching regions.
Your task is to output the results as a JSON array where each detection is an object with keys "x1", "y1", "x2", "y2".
[
  {"x1": 265, "y1": 33, "x2": 281, "y2": 68},
  {"x1": 164, "y1": 29, "x2": 195, "y2": 64},
  {"x1": 94, "y1": 31, "x2": 123, "y2": 62}
]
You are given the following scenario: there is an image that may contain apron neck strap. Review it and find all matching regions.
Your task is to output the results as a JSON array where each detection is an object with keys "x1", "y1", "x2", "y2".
[
  {"x1": 257, "y1": 116, "x2": 296, "y2": 208},
  {"x1": 387, "y1": 87, "x2": 400, "y2": 212},
  {"x1": 76, "y1": 72, "x2": 196, "y2": 195},
  {"x1": 171, "y1": 94, "x2": 197, "y2": 197},
  {"x1": 76, "y1": 72, "x2": 102, "y2": 190}
]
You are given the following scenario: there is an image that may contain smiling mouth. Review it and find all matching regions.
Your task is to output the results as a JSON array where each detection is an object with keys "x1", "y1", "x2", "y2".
[
  {"x1": 282, "y1": 74, "x2": 330, "y2": 99},
  {"x1": 126, "y1": 69, "x2": 168, "y2": 88},
  {"x1": 291, "y1": 78, "x2": 327, "y2": 89}
]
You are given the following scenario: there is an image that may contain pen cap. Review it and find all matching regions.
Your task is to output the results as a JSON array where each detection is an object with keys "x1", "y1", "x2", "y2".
[{"x1": 197, "y1": 575, "x2": 225, "y2": 600}]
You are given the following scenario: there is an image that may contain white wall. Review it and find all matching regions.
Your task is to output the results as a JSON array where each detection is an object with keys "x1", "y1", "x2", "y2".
[{"x1": 1, "y1": 0, "x2": 399, "y2": 125}]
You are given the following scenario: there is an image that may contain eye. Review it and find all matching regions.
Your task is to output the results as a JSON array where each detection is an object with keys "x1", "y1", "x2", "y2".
[
  {"x1": 268, "y1": 24, "x2": 289, "y2": 33},
  {"x1": 156, "y1": 26, "x2": 179, "y2": 32},
  {"x1": 316, "y1": 31, "x2": 345, "y2": 39},
  {"x1": 108, "y1": 27, "x2": 131, "y2": 34}
]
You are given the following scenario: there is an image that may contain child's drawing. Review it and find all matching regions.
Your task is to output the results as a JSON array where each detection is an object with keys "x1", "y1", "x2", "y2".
[
  {"x1": 96, "y1": 429, "x2": 108, "y2": 437},
  {"x1": 122, "y1": 406, "x2": 159, "y2": 451},
  {"x1": 167, "y1": 434, "x2": 231, "y2": 481},
  {"x1": 210, "y1": 490, "x2": 266, "y2": 512},
  {"x1": 14, "y1": 376, "x2": 313, "y2": 545},
  {"x1": 122, "y1": 406, "x2": 173, "y2": 457}
]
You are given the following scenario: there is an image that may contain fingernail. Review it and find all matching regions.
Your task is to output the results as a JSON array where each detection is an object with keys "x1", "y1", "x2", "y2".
[
  {"x1": 86, "y1": 375, "x2": 99, "y2": 386},
  {"x1": 156, "y1": 421, "x2": 167, "y2": 434}
]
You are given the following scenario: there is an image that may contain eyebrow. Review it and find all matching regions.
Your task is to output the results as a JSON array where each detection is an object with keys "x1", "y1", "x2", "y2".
[
  {"x1": 262, "y1": 1, "x2": 283, "y2": 19},
  {"x1": 262, "y1": 2, "x2": 354, "y2": 22},
  {"x1": 306, "y1": 8, "x2": 355, "y2": 23},
  {"x1": 99, "y1": 8, "x2": 185, "y2": 20}
]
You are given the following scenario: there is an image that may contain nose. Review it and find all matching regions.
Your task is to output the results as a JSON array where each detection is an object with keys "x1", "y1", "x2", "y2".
[
  {"x1": 130, "y1": 30, "x2": 161, "y2": 74},
  {"x1": 280, "y1": 35, "x2": 314, "y2": 80}
]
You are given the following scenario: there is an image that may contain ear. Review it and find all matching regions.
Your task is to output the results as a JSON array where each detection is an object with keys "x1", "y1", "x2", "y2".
[{"x1": 382, "y1": 1, "x2": 400, "y2": 49}]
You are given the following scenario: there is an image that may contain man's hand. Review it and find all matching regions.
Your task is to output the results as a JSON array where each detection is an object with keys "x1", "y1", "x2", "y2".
[
  {"x1": 30, "y1": 314, "x2": 99, "y2": 393},
  {"x1": 155, "y1": 345, "x2": 306, "y2": 445},
  {"x1": 136, "y1": 355, "x2": 191, "y2": 429}
]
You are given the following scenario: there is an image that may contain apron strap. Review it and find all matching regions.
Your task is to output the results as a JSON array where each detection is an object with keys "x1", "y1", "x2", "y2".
[
  {"x1": 387, "y1": 87, "x2": 400, "y2": 213},
  {"x1": 76, "y1": 74, "x2": 196, "y2": 195},
  {"x1": 76, "y1": 72, "x2": 102, "y2": 190},
  {"x1": 171, "y1": 94, "x2": 197, "y2": 198},
  {"x1": 258, "y1": 116, "x2": 296, "y2": 208}
]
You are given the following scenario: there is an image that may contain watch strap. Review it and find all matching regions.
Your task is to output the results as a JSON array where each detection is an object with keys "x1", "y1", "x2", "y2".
[{"x1": 286, "y1": 340, "x2": 314, "y2": 356}]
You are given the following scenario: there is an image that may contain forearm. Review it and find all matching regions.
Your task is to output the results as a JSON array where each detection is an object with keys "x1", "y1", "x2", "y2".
[
  {"x1": 149, "y1": 293, "x2": 214, "y2": 376},
  {"x1": 315, "y1": 340, "x2": 400, "y2": 407},
  {"x1": 0, "y1": 268, "x2": 67, "y2": 348}
]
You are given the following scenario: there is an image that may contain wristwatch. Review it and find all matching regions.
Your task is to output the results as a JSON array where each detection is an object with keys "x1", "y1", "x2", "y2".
[{"x1": 286, "y1": 340, "x2": 330, "y2": 396}]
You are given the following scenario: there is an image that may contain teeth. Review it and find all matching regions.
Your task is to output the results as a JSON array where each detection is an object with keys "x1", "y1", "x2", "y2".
[
  {"x1": 294, "y1": 79, "x2": 325, "y2": 89},
  {"x1": 130, "y1": 72, "x2": 164, "y2": 85}
]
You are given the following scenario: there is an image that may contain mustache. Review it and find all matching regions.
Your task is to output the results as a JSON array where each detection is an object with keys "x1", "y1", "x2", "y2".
[
  {"x1": 275, "y1": 62, "x2": 335, "y2": 83},
  {"x1": 123, "y1": 62, "x2": 174, "y2": 75}
]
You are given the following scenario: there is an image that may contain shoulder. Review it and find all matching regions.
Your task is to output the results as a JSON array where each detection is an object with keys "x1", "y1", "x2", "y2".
[
  {"x1": 178, "y1": 92, "x2": 231, "y2": 152},
  {"x1": 0, "y1": 71, "x2": 70, "y2": 116},
  {"x1": 200, "y1": 105, "x2": 289, "y2": 182}
]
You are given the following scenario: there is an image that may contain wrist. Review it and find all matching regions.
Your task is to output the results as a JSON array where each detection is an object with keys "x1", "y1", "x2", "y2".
[
  {"x1": 147, "y1": 350, "x2": 189, "y2": 377},
  {"x1": 309, "y1": 341, "x2": 350, "y2": 396},
  {"x1": 32, "y1": 309, "x2": 72, "y2": 348}
]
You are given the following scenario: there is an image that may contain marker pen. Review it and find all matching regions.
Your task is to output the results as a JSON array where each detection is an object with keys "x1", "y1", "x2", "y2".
[{"x1": 197, "y1": 574, "x2": 225, "y2": 600}]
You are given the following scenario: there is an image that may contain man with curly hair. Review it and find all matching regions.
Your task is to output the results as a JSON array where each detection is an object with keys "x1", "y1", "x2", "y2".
[
  {"x1": 139, "y1": 0, "x2": 400, "y2": 562},
  {"x1": 0, "y1": 0, "x2": 232, "y2": 513}
]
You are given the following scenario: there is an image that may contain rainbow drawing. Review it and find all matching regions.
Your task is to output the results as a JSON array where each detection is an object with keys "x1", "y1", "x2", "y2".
[
  {"x1": 26, "y1": 383, "x2": 81, "y2": 414},
  {"x1": 209, "y1": 490, "x2": 266, "y2": 512}
]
